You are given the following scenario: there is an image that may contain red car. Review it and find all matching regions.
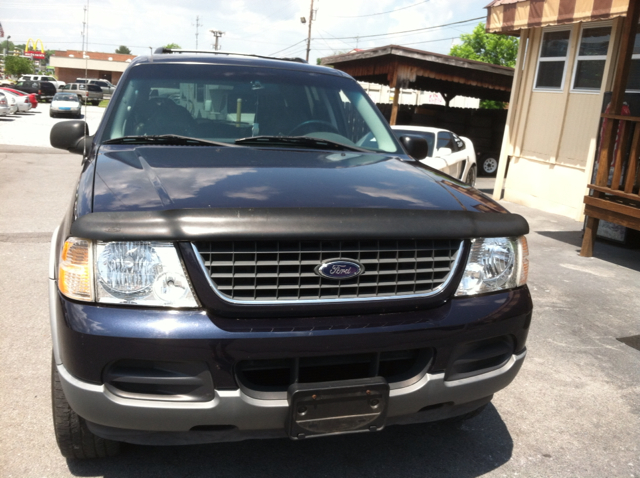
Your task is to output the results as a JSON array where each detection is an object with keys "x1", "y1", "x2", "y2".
[{"x1": 0, "y1": 87, "x2": 38, "y2": 110}]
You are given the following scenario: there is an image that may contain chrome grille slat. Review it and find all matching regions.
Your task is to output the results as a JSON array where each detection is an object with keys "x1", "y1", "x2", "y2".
[{"x1": 194, "y1": 240, "x2": 463, "y2": 303}]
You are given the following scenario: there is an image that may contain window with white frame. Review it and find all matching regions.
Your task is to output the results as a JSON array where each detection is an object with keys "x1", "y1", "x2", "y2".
[
  {"x1": 572, "y1": 26, "x2": 612, "y2": 91},
  {"x1": 535, "y1": 29, "x2": 571, "y2": 90},
  {"x1": 627, "y1": 31, "x2": 640, "y2": 92}
]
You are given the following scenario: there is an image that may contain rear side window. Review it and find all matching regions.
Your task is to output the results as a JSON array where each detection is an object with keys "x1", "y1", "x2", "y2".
[
  {"x1": 452, "y1": 133, "x2": 465, "y2": 151},
  {"x1": 437, "y1": 132, "x2": 455, "y2": 151}
]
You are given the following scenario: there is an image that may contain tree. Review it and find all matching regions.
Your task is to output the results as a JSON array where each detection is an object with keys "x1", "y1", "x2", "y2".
[
  {"x1": 164, "y1": 43, "x2": 182, "y2": 50},
  {"x1": 115, "y1": 45, "x2": 131, "y2": 54},
  {"x1": 2, "y1": 40, "x2": 15, "y2": 54},
  {"x1": 449, "y1": 23, "x2": 519, "y2": 108},
  {"x1": 5, "y1": 56, "x2": 34, "y2": 76}
]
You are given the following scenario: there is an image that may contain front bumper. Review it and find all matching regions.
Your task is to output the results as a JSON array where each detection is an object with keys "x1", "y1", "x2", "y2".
[
  {"x1": 58, "y1": 350, "x2": 524, "y2": 444},
  {"x1": 51, "y1": 275, "x2": 532, "y2": 442}
]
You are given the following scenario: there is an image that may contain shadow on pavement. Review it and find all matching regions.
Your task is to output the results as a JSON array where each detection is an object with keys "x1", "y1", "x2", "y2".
[
  {"x1": 536, "y1": 230, "x2": 640, "y2": 272},
  {"x1": 66, "y1": 404, "x2": 513, "y2": 478}
]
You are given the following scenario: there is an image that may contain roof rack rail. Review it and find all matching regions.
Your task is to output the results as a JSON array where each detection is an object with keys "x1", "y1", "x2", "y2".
[{"x1": 152, "y1": 48, "x2": 307, "y2": 64}]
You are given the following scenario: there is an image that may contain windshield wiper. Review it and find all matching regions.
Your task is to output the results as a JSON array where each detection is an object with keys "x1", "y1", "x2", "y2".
[
  {"x1": 103, "y1": 135, "x2": 235, "y2": 147},
  {"x1": 234, "y1": 135, "x2": 369, "y2": 152}
]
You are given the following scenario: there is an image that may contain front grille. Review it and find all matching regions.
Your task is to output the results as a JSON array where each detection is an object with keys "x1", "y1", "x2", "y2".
[
  {"x1": 237, "y1": 349, "x2": 432, "y2": 394},
  {"x1": 194, "y1": 239, "x2": 463, "y2": 302}
]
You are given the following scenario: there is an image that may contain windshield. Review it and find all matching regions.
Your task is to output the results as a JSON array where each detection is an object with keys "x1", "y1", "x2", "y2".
[
  {"x1": 54, "y1": 94, "x2": 79, "y2": 102},
  {"x1": 101, "y1": 63, "x2": 400, "y2": 153}
]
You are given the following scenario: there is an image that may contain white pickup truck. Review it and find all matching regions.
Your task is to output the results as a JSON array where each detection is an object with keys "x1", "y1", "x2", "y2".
[{"x1": 19, "y1": 75, "x2": 65, "y2": 90}]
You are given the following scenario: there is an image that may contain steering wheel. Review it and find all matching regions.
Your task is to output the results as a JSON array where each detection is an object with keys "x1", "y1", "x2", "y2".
[
  {"x1": 289, "y1": 120, "x2": 340, "y2": 136},
  {"x1": 149, "y1": 97, "x2": 175, "y2": 108}
]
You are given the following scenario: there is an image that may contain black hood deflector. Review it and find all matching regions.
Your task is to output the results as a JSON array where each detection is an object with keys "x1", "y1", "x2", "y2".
[{"x1": 70, "y1": 208, "x2": 529, "y2": 241}]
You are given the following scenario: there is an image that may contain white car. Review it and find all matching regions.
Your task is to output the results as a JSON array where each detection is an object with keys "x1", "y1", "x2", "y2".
[
  {"x1": 50, "y1": 92, "x2": 82, "y2": 118},
  {"x1": 19, "y1": 74, "x2": 66, "y2": 90},
  {"x1": 1, "y1": 89, "x2": 31, "y2": 113},
  {"x1": 391, "y1": 125, "x2": 477, "y2": 187},
  {"x1": 0, "y1": 92, "x2": 10, "y2": 116},
  {"x1": 0, "y1": 90, "x2": 19, "y2": 115}
]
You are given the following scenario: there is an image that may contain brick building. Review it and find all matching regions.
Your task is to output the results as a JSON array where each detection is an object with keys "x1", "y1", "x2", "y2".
[{"x1": 49, "y1": 50, "x2": 136, "y2": 85}]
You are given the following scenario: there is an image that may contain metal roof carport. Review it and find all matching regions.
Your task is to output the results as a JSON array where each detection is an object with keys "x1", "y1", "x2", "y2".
[{"x1": 320, "y1": 45, "x2": 514, "y2": 124}]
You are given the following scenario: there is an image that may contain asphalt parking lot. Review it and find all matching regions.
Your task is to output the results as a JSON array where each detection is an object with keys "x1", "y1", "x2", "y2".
[
  {"x1": 0, "y1": 102, "x2": 104, "y2": 148},
  {"x1": 0, "y1": 110, "x2": 639, "y2": 477}
]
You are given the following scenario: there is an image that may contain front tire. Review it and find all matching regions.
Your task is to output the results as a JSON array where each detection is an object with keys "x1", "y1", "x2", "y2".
[
  {"x1": 49, "y1": 111, "x2": 56, "y2": 118},
  {"x1": 466, "y1": 164, "x2": 477, "y2": 187},
  {"x1": 51, "y1": 356, "x2": 121, "y2": 459}
]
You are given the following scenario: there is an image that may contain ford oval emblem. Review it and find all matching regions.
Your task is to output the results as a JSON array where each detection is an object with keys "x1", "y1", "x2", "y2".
[{"x1": 315, "y1": 259, "x2": 364, "y2": 280}]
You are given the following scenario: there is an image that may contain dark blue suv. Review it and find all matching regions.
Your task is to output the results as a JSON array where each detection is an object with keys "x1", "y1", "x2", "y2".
[{"x1": 49, "y1": 50, "x2": 532, "y2": 459}]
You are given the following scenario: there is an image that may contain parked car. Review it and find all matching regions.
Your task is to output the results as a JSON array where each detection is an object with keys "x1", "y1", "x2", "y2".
[
  {"x1": 0, "y1": 88, "x2": 31, "y2": 113},
  {"x1": 0, "y1": 87, "x2": 38, "y2": 110},
  {"x1": 59, "y1": 83, "x2": 103, "y2": 105},
  {"x1": 391, "y1": 125, "x2": 478, "y2": 187},
  {"x1": 0, "y1": 92, "x2": 10, "y2": 116},
  {"x1": 13, "y1": 80, "x2": 57, "y2": 102},
  {"x1": 76, "y1": 78, "x2": 116, "y2": 95},
  {"x1": 0, "y1": 89, "x2": 18, "y2": 114},
  {"x1": 50, "y1": 92, "x2": 82, "y2": 118},
  {"x1": 19, "y1": 74, "x2": 65, "y2": 90},
  {"x1": 478, "y1": 153, "x2": 500, "y2": 177},
  {"x1": 49, "y1": 51, "x2": 532, "y2": 459}
]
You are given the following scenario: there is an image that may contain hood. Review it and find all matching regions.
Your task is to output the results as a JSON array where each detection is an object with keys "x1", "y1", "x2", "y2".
[{"x1": 92, "y1": 145, "x2": 505, "y2": 214}]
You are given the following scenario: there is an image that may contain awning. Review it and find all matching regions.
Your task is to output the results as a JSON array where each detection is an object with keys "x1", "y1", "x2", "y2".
[
  {"x1": 486, "y1": 0, "x2": 630, "y2": 35},
  {"x1": 320, "y1": 45, "x2": 514, "y2": 103}
]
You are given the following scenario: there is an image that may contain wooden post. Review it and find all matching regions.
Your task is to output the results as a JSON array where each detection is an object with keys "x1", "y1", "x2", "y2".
[
  {"x1": 580, "y1": 2, "x2": 640, "y2": 257},
  {"x1": 390, "y1": 85, "x2": 400, "y2": 125}
]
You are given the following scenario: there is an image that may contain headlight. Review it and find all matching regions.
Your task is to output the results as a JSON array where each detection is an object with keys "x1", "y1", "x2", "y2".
[
  {"x1": 455, "y1": 236, "x2": 528, "y2": 296},
  {"x1": 59, "y1": 239, "x2": 198, "y2": 307}
]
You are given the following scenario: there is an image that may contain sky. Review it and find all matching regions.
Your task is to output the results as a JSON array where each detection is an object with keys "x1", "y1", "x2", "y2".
[{"x1": 0, "y1": 0, "x2": 491, "y2": 64}]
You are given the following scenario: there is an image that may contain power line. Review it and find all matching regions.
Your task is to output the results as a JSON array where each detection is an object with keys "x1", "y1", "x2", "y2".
[
  {"x1": 269, "y1": 38, "x2": 306, "y2": 56},
  {"x1": 328, "y1": 0, "x2": 431, "y2": 18},
  {"x1": 325, "y1": 16, "x2": 484, "y2": 41},
  {"x1": 316, "y1": 28, "x2": 356, "y2": 50}
]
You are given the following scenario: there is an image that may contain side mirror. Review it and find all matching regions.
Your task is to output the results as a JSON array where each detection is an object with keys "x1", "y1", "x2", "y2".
[
  {"x1": 436, "y1": 147, "x2": 452, "y2": 157},
  {"x1": 397, "y1": 134, "x2": 429, "y2": 160},
  {"x1": 50, "y1": 120, "x2": 92, "y2": 155}
]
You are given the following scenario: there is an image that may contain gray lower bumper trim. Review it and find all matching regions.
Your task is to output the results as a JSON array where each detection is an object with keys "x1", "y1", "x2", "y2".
[
  {"x1": 58, "y1": 350, "x2": 525, "y2": 434},
  {"x1": 87, "y1": 396, "x2": 493, "y2": 446}
]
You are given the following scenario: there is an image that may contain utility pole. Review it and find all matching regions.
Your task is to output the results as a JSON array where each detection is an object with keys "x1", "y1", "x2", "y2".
[
  {"x1": 209, "y1": 29, "x2": 224, "y2": 51},
  {"x1": 195, "y1": 15, "x2": 201, "y2": 49},
  {"x1": 81, "y1": 5, "x2": 87, "y2": 54},
  {"x1": 305, "y1": 0, "x2": 315, "y2": 62}
]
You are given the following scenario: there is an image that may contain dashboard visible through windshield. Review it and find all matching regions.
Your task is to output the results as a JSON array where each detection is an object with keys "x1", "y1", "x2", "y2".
[{"x1": 102, "y1": 63, "x2": 400, "y2": 154}]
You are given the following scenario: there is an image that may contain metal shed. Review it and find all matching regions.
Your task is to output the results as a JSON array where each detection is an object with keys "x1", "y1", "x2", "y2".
[{"x1": 320, "y1": 45, "x2": 514, "y2": 124}]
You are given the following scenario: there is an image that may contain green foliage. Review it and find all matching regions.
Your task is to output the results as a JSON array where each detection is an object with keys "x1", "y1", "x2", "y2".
[
  {"x1": 450, "y1": 23, "x2": 518, "y2": 109},
  {"x1": 115, "y1": 45, "x2": 131, "y2": 54},
  {"x1": 450, "y1": 23, "x2": 519, "y2": 67},
  {"x1": 164, "y1": 43, "x2": 182, "y2": 50},
  {"x1": 5, "y1": 56, "x2": 34, "y2": 76},
  {"x1": 2, "y1": 40, "x2": 15, "y2": 53},
  {"x1": 480, "y1": 100, "x2": 507, "y2": 109}
]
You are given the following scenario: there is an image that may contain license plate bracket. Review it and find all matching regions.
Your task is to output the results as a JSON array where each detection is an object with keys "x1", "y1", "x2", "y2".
[{"x1": 286, "y1": 377, "x2": 389, "y2": 439}]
